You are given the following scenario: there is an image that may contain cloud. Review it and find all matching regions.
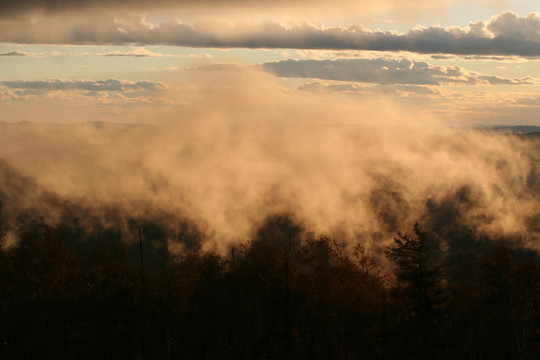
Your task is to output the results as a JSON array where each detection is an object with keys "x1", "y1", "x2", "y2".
[
  {"x1": 297, "y1": 81, "x2": 441, "y2": 95},
  {"x1": 0, "y1": 68, "x2": 539, "y2": 256},
  {"x1": 292, "y1": 81, "x2": 540, "y2": 125},
  {"x1": 0, "y1": 47, "x2": 210, "y2": 58},
  {"x1": 0, "y1": 50, "x2": 82, "y2": 57},
  {"x1": 261, "y1": 58, "x2": 533, "y2": 85},
  {"x1": 430, "y1": 54, "x2": 527, "y2": 61},
  {"x1": 0, "y1": 78, "x2": 169, "y2": 104},
  {"x1": 96, "y1": 48, "x2": 211, "y2": 58},
  {"x1": 0, "y1": 78, "x2": 167, "y2": 92},
  {"x1": 0, "y1": 50, "x2": 28, "y2": 56},
  {"x1": 487, "y1": 12, "x2": 540, "y2": 42},
  {"x1": 0, "y1": 0, "x2": 493, "y2": 20},
  {"x1": 96, "y1": 48, "x2": 170, "y2": 57},
  {"x1": 2, "y1": 11, "x2": 540, "y2": 57}
]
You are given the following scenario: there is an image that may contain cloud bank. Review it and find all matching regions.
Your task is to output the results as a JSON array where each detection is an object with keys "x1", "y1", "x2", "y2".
[
  {"x1": 0, "y1": 0, "x2": 489, "y2": 20},
  {"x1": 0, "y1": 78, "x2": 166, "y2": 92},
  {"x1": 2, "y1": 12, "x2": 540, "y2": 57},
  {"x1": 262, "y1": 58, "x2": 533, "y2": 85},
  {"x1": 0, "y1": 78, "x2": 168, "y2": 102},
  {"x1": 0, "y1": 69, "x2": 539, "y2": 257}
]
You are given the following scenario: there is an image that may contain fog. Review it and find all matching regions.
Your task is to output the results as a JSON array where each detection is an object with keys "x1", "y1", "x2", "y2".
[{"x1": 1, "y1": 69, "x2": 539, "y2": 256}]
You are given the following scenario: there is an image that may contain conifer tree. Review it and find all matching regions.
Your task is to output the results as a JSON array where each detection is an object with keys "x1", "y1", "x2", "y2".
[{"x1": 386, "y1": 223, "x2": 445, "y2": 360}]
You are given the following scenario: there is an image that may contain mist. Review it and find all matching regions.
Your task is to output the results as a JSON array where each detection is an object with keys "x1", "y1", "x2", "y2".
[{"x1": 1, "y1": 68, "x2": 539, "y2": 256}]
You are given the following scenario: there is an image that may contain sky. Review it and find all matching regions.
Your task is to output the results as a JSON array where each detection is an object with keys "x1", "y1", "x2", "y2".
[
  {"x1": 1, "y1": 0, "x2": 540, "y2": 126},
  {"x1": 1, "y1": 1, "x2": 540, "y2": 254}
]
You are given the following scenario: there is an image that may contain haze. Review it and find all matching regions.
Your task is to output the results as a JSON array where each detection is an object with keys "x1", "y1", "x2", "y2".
[{"x1": 1, "y1": 0, "x2": 540, "y2": 257}]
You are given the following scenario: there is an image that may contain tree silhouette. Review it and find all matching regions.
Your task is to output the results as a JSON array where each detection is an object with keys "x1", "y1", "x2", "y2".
[
  {"x1": 386, "y1": 223, "x2": 445, "y2": 360},
  {"x1": 0, "y1": 214, "x2": 538, "y2": 359}
]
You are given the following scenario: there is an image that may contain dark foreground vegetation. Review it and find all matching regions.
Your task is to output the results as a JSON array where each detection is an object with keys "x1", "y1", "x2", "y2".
[{"x1": 0, "y1": 216, "x2": 538, "y2": 360}]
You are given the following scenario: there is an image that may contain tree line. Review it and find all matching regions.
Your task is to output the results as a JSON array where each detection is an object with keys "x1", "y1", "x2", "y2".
[{"x1": 0, "y1": 216, "x2": 538, "y2": 359}]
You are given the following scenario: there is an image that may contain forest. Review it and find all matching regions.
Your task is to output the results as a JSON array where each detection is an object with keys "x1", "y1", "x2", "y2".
[
  {"x1": 3, "y1": 1, "x2": 540, "y2": 357},
  {"x1": 0, "y1": 214, "x2": 538, "y2": 360}
]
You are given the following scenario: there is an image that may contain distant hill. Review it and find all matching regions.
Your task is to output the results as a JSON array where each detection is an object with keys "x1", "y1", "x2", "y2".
[{"x1": 490, "y1": 125, "x2": 540, "y2": 134}]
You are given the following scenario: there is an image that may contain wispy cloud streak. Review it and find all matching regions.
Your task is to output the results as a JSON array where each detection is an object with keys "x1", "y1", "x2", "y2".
[
  {"x1": 96, "y1": 48, "x2": 171, "y2": 57},
  {"x1": 0, "y1": 50, "x2": 28, "y2": 56}
]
